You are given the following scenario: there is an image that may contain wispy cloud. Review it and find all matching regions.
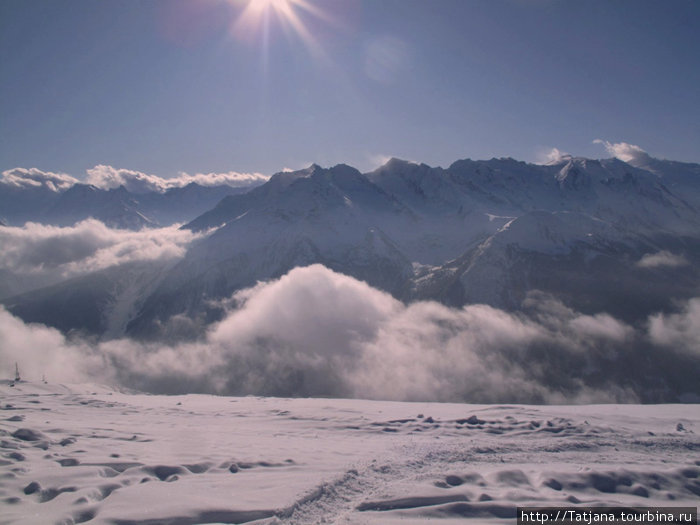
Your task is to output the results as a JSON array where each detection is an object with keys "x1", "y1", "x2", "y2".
[{"x1": 367, "y1": 154, "x2": 393, "y2": 169}]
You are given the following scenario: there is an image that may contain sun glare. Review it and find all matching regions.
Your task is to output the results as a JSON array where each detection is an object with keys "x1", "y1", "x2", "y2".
[
  {"x1": 232, "y1": 0, "x2": 328, "y2": 57},
  {"x1": 248, "y1": 0, "x2": 291, "y2": 12}
]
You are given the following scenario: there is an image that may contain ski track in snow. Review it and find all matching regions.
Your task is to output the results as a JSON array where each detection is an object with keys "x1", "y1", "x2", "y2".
[{"x1": 0, "y1": 382, "x2": 698, "y2": 525}]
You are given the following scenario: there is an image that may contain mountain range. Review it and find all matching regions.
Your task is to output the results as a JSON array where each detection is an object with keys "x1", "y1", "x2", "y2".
[
  {"x1": 2, "y1": 154, "x2": 699, "y2": 341},
  {"x1": 0, "y1": 178, "x2": 261, "y2": 229}
]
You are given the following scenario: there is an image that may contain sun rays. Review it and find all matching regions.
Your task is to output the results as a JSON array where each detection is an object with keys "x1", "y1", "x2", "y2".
[{"x1": 232, "y1": 0, "x2": 330, "y2": 59}]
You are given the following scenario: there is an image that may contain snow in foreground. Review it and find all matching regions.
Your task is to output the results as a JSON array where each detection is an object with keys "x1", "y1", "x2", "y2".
[{"x1": 0, "y1": 382, "x2": 698, "y2": 525}]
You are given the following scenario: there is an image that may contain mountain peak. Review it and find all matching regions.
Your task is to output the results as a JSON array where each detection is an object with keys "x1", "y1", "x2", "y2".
[{"x1": 381, "y1": 157, "x2": 421, "y2": 170}]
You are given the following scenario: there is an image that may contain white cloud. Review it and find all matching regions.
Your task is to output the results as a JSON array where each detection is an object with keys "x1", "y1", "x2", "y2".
[
  {"x1": 1, "y1": 265, "x2": 696, "y2": 403},
  {"x1": 0, "y1": 220, "x2": 204, "y2": 281},
  {"x1": 648, "y1": 298, "x2": 700, "y2": 355},
  {"x1": 568, "y1": 313, "x2": 632, "y2": 342},
  {"x1": 2, "y1": 165, "x2": 269, "y2": 195},
  {"x1": 593, "y1": 139, "x2": 651, "y2": 165},
  {"x1": 85, "y1": 165, "x2": 268, "y2": 194},
  {"x1": 1, "y1": 167, "x2": 79, "y2": 192},
  {"x1": 351, "y1": 300, "x2": 549, "y2": 402},
  {"x1": 0, "y1": 308, "x2": 110, "y2": 384},
  {"x1": 636, "y1": 251, "x2": 689, "y2": 269},
  {"x1": 538, "y1": 147, "x2": 572, "y2": 165}
]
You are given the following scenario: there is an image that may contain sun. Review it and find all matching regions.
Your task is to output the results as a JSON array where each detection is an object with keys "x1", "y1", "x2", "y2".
[
  {"x1": 245, "y1": 0, "x2": 306, "y2": 32},
  {"x1": 232, "y1": 0, "x2": 327, "y2": 55},
  {"x1": 248, "y1": 0, "x2": 292, "y2": 12}
]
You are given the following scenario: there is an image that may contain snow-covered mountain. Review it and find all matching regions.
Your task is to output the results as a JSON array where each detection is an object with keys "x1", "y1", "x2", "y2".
[
  {"x1": 0, "y1": 182, "x2": 62, "y2": 226},
  {"x1": 411, "y1": 210, "x2": 700, "y2": 319},
  {"x1": 128, "y1": 164, "x2": 416, "y2": 338},
  {"x1": 0, "y1": 178, "x2": 262, "y2": 228},
  {"x1": 2, "y1": 154, "x2": 700, "y2": 341},
  {"x1": 41, "y1": 184, "x2": 158, "y2": 230}
]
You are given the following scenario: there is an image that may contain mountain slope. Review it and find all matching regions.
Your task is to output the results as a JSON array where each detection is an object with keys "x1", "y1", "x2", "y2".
[
  {"x1": 411, "y1": 210, "x2": 700, "y2": 320},
  {"x1": 128, "y1": 165, "x2": 415, "y2": 337}
]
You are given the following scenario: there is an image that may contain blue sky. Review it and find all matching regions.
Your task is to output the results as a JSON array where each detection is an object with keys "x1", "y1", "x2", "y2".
[{"x1": 1, "y1": 0, "x2": 699, "y2": 178}]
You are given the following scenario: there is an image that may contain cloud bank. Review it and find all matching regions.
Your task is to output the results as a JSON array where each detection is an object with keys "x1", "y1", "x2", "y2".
[
  {"x1": 0, "y1": 220, "x2": 203, "y2": 282},
  {"x1": 2, "y1": 265, "x2": 698, "y2": 403},
  {"x1": 2, "y1": 166, "x2": 268, "y2": 195},
  {"x1": 85, "y1": 165, "x2": 269, "y2": 193},
  {"x1": 0, "y1": 310, "x2": 104, "y2": 384},
  {"x1": 1, "y1": 168, "x2": 80, "y2": 192}
]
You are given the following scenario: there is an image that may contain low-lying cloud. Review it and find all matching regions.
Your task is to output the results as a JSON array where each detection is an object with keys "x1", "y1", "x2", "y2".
[
  {"x1": 1, "y1": 265, "x2": 698, "y2": 403},
  {"x1": 0, "y1": 219, "x2": 203, "y2": 284},
  {"x1": 0, "y1": 309, "x2": 103, "y2": 384},
  {"x1": 648, "y1": 298, "x2": 700, "y2": 356},
  {"x1": 636, "y1": 251, "x2": 689, "y2": 269},
  {"x1": 85, "y1": 165, "x2": 269, "y2": 193}
]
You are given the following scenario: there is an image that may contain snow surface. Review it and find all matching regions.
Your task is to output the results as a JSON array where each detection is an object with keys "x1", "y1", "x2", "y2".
[{"x1": 1, "y1": 382, "x2": 698, "y2": 524}]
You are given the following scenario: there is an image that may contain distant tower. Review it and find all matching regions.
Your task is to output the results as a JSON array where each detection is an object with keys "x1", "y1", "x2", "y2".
[{"x1": 14, "y1": 363, "x2": 21, "y2": 382}]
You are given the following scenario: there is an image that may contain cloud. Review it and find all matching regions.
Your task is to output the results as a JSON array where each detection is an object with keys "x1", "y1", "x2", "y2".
[
  {"x1": 593, "y1": 139, "x2": 651, "y2": 166},
  {"x1": 636, "y1": 251, "x2": 689, "y2": 269},
  {"x1": 0, "y1": 308, "x2": 110, "y2": 384},
  {"x1": 1, "y1": 168, "x2": 80, "y2": 192},
  {"x1": 567, "y1": 313, "x2": 632, "y2": 342},
  {"x1": 648, "y1": 298, "x2": 700, "y2": 355},
  {"x1": 537, "y1": 147, "x2": 572, "y2": 165},
  {"x1": 3, "y1": 165, "x2": 269, "y2": 195},
  {"x1": 368, "y1": 154, "x2": 394, "y2": 170},
  {"x1": 85, "y1": 165, "x2": 268, "y2": 194},
  {"x1": 0, "y1": 220, "x2": 204, "y2": 282},
  {"x1": 367, "y1": 155, "x2": 420, "y2": 171},
  {"x1": 4, "y1": 265, "x2": 697, "y2": 403}
]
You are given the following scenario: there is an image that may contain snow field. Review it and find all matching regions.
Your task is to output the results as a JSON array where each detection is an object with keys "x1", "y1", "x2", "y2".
[{"x1": 0, "y1": 382, "x2": 698, "y2": 525}]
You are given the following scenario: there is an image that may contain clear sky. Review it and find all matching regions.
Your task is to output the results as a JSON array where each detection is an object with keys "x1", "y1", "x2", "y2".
[{"x1": 1, "y1": 0, "x2": 699, "y2": 178}]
